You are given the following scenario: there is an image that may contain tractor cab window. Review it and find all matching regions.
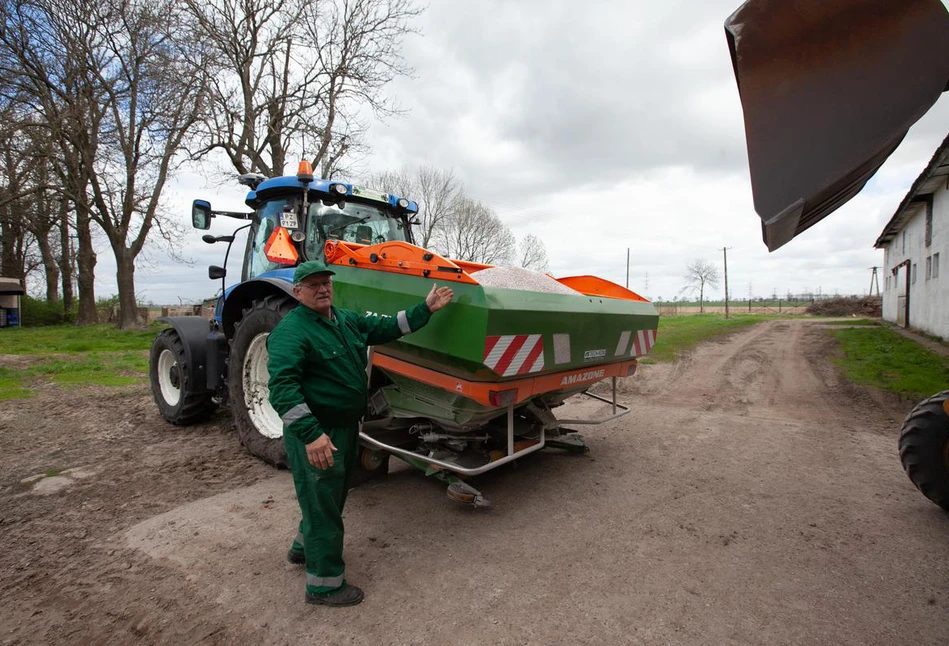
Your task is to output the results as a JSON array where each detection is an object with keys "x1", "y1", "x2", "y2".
[
  {"x1": 245, "y1": 198, "x2": 291, "y2": 279},
  {"x1": 304, "y1": 201, "x2": 407, "y2": 259}
]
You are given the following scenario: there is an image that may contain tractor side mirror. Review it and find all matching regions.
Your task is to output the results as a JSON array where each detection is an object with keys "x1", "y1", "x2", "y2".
[
  {"x1": 209, "y1": 265, "x2": 226, "y2": 280},
  {"x1": 192, "y1": 200, "x2": 212, "y2": 230}
]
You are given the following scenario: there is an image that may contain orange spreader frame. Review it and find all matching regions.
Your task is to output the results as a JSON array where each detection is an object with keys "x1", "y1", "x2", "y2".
[
  {"x1": 372, "y1": 351, "x2": 638, "y2": 408},
  {"x1": 324, "y1": 240, "x2": 484, "y2": 284},
  {"x1": 323, "y1": 240, "x2": 650, "y2": 302}
]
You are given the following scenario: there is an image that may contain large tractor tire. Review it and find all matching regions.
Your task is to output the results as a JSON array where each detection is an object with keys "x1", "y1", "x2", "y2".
[
  {"x1": 149, "y1": 328, "x2": 217, "y2": 425},
  {"x1": 229, "y1": 295, "x2": 296, "y2": 468},
  {"x1": 898, "y1": 390, "x2": 949, "y2": 511}
]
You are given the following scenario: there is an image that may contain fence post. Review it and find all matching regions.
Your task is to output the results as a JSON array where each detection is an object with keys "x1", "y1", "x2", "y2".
[
  {"x1": 748, "y1": 300, "x2": 751, "y2": 312},
  {"x1": 779, "y1": 300, "x2": 782, "y2": 313}
]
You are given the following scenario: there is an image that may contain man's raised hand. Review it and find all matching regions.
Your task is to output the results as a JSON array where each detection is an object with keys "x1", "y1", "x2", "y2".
[{"x1": 426, "y1": 284, "x2": 454, "y2": 312}]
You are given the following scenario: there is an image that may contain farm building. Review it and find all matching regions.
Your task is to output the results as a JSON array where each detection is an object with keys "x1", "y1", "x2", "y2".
[{"x1": 875, "y1": 133, "x2": 949, "y2": 341}]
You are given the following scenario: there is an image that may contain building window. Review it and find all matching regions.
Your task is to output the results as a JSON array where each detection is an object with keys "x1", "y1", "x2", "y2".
[
  {"x1": 912, "y1": 263, "x2": 917, "y2": 284},
  {"x1": 902, "y1": 231, "x2": 906, "y2": 254},
  {"x1": 926, "y1": 255, "x2": 932, "y2": 280},
  {"x1": 934, "y1": 253, "x2": 940, "y2": 279},
  {"x1": 925, "y1": 199, "x2": 933, "y2": 247}
]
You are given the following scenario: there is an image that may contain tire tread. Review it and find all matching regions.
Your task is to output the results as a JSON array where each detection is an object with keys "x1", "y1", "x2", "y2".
[{"x1": 898, "y1": 390, "x2": 949, "y2": 511}]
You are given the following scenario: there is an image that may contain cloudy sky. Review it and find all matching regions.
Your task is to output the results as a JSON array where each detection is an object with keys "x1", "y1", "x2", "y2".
[{"x1": 111, "y1": 0, "x2": 949, "y2": 305}]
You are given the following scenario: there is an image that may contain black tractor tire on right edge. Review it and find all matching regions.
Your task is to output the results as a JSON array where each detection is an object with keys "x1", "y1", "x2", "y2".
[
  {"x1": 898, "y1": 390, "x2": 949, "y2": 511},
  {"x1": 149, "y1": 328, "x2": 217, "y2": 425},
  {"x1": 229, "y1": 295, "x2": 296, "y2": 468}
]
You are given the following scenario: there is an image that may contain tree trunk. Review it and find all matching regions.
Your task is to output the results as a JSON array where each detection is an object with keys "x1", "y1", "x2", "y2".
[
  {"x1": 0, "y1": 202, "x2": 22, "y2": 278},
  {"x1": 60, "y1": 202, "x2": 74, "y2": 313},
  {"x1": 114, "y1": 249, "x2": 141, "y2": 329},
  {"x1": 74, "y1": 201, "x2": 98, "y2": 325},
  {"x1": 36, "y1": 230, "x2": 60, "y2": 302}
]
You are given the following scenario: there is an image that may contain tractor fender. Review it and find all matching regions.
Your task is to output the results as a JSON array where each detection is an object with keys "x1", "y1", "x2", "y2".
[
  {"x1": 156, "y1": 316, "x2": 211, "y2": 393},
  {"x1": 221, "y1": 277, "x2": 297, "y2": 338}
]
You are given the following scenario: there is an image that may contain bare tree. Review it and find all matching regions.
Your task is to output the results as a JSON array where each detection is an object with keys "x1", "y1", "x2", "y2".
[
  {"x1": 0, "y1": 0, "x2": 110, "y2": 323},
  {"x1": 518, "y1": 234, "x2": 549, "y2": 272},
  {"x1": 81, "y1": 0, "x2": 207, "y2": 328},
  {"x1": 2, "y1": 0, "x2": 208, "y2": 327},
  {"x1": 185, "y1": 0, "x2": 421, "y2": 179},
  {"x1": 369, "y1": 165, "x2": 462, "y2": 248},
  {"x1": 435, "y1": 197, "x2": 515, "y2": 265},
  {"x1": 680, "y1": 259, "x2": 720, "y2": 313},
  {"x1": 0, "y1": 100, "x2": 66, "y2": 302}
]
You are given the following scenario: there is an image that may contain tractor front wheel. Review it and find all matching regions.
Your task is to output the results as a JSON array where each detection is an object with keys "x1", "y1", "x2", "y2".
[
  {"x1": 149, "y1": 328, "x2": 217, "y2": 425},
  {"x1": 898, "y1": 390, "x2": 949, "y2": 511},
  {"x1": 229, "y1": 295, "x2": 296, "y2": 468}
]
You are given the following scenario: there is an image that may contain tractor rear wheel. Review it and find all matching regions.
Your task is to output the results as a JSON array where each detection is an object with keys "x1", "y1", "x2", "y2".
[
  {"x1": 149, "y1": 328, "x2": 217, "y2": 425},
  {"x1": 898, "y1": 390, "x2": 949, "y2": 511},
  {"x1": 230, "y1": 295, "x2": 296, "y2": 468}
]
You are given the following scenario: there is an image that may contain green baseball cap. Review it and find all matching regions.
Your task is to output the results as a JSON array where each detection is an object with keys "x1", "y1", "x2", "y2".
[{"x1": 293, "y1": 260, "x2": 336, "y2": 284}]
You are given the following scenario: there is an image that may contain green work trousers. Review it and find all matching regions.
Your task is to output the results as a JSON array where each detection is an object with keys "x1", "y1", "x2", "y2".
[{"x1": 285, "y1": 423, "x2": 360, "y2": 596}]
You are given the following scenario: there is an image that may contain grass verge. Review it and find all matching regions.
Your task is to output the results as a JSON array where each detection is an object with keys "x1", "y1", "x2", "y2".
[{"x1": 828, "y1": 327, "x2": 949, "y2": 399}]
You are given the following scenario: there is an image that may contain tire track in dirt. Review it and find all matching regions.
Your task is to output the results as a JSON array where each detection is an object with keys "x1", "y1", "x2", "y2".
[{"x1": 637, "y1": 319, "x2": 904, "y2": 507}]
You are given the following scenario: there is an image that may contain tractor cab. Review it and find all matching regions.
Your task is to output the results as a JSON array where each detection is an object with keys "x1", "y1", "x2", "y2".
[{"x1": 191, "y1": 164, "x2": 420, "y2": 283}]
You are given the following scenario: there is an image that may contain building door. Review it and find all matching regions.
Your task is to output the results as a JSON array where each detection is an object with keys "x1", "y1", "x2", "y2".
[{"x1": 895, "y1": 261, "x2": 910, "y2": 327}]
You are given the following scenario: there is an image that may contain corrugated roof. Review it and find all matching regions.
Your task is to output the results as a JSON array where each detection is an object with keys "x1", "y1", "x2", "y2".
[{"x1": 874, "y1": 132, "x2": 949, "y2": 248}]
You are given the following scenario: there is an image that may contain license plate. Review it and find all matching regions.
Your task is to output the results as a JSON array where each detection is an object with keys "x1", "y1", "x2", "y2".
[{"x1": 280, "y1": 213, "x2": 298, "y2": 229}]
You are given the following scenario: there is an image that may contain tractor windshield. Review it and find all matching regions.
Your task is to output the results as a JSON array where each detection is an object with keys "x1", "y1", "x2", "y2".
[{"x1": 304, "y1": 201, "x2": 408, "y2": 258}]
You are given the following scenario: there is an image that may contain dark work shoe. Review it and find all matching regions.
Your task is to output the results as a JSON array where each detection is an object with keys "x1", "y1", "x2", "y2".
[
  {"x1": 305, "y1": 583, "x2": 365, "y2": 607},
  {"x1": 286, "y1": 548, "x2": 306, "y2": 565}
]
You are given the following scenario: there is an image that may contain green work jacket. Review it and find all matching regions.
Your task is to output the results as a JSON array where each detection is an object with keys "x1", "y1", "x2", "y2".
[{"x1": 267, "y1": 301, "x2": 432, "y2": 444}]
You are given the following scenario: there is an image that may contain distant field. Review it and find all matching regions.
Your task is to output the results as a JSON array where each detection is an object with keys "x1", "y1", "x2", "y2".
[
  {"x1": 659, "y1": 305, "x2": 809, "y2": 316},
  {"x1": 0, "y1": 315, "x2": 940, "y2": 403}
]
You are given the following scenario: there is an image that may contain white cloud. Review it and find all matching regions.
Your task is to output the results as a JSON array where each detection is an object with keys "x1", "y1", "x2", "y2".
[{"x1": 115, "y1": 0, "x2": 949, "y2": 305}]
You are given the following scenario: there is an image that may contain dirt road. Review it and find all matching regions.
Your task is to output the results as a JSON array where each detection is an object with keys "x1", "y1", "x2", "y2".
[{"x1": 1, "y1": 319, "x2": 947, "y2": 645}]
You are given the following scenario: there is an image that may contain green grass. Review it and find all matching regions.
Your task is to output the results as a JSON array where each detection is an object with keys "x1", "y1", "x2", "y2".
[
  {"x1": 828, "y1": 327, "x2": 949, "y2": 399},
  {"x1": 645, "y1": 314, "x2": 773, "y2": 364},
  {"x1": 0, "y1": 323, "x2": 160, "y2": 354},
  {"x1": 0, "y1": 324, "x2": 156, "y2": 399}
]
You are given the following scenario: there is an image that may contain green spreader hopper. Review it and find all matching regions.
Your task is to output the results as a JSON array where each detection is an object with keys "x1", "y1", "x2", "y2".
[{"x1": 153, "y1": 172, "x2": 659, "y2": 507}]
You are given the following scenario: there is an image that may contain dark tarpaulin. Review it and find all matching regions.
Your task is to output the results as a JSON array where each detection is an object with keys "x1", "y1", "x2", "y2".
[{"x1": 726, "y1": 0, "x2": 949, "y2": 250}]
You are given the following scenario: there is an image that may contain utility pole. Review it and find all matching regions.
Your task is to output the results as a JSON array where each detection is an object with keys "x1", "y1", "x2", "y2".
[
  {"x1": 626, "y1": 248, "x2": 629, "y2": 289},
  {"x1": 722, "y1": 247, "x2": 732, "y2": 319},
  {"x1": 869, "y1": 266, "x2": 881, "y2": 296}
]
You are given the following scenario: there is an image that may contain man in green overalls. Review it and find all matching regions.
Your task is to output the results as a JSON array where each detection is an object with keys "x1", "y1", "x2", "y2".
[{"x1": 267, "y1": 260, "x2": 453, "y2": 606}]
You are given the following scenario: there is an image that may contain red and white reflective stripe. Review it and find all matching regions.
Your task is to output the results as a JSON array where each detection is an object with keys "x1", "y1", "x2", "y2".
[
  {"x1": 629, "y1": 329, "x2": 657, "y2": 357},
  {"x1": 483, "y1": 334, "x2": 545, "y2": 376}
]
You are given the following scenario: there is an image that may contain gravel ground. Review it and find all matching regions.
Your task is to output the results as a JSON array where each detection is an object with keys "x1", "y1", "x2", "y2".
[{"x1": 1, "y1": 319, "x2": 947, "y2": 645}]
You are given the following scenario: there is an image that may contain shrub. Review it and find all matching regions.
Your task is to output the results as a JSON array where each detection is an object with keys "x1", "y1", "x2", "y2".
[
  {"x1": 805, "y1": 296, "x2": 882, "y2": 317},
  {"x1": 19, "y1": 296, "x2": 77, "y2": 326}
]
